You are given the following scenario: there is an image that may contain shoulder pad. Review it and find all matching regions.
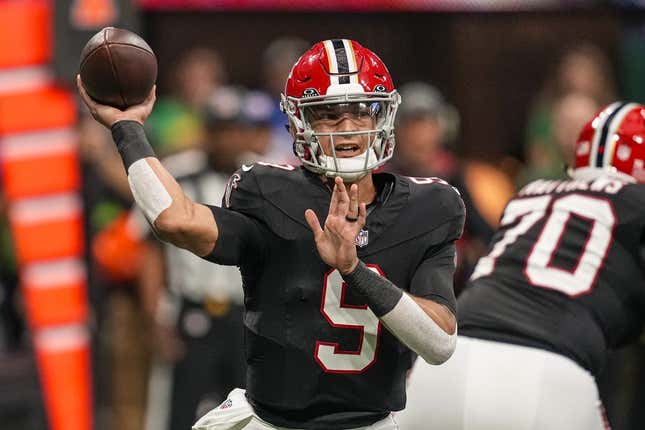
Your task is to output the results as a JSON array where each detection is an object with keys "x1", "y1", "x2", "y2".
[
  {"x1": 403, "y1": 176, "x2": 465, "y2": 243},
  {"x1": 222, "y1": 163, "x2": 320, "y2": 239},
  {"x1": 223, "y1": 162, "x2": 298, "y2": 210},
  {"x1": 616, "y1": 182, "x2": 645, "y2": 224}
]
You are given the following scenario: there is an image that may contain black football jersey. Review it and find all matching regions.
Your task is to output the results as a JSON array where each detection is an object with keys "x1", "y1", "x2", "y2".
[
  {"x1": 459, "y1": 176, "x2": 645, "y2": 377},
  {"x1": 203, "y1": 164, "x2": 464, "y2": 429}
]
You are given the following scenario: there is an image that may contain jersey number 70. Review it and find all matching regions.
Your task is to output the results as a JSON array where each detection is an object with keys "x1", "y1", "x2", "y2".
[{"x1": 471, "y1": 193, "x2": 616, "y2": 297}]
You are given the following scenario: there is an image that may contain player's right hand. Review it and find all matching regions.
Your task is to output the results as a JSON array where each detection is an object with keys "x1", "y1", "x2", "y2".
[
  {"x1": 305, "y1": 176, "x2": 366, "y2": 275},
  {"x1": 77, "y1": 75, "x2": 156, "y2": 129}
]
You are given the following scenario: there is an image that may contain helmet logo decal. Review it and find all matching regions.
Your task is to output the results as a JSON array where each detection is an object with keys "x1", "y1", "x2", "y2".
[
  {"x1": 302, "y1": 88, "x2": 320, "y2": 98},
  {"x1": 617, "y1": 144, "x2": 631, "y2": 161},
  {"x1": 576, "y1": 140, "x2": 590, "y2": 156}
]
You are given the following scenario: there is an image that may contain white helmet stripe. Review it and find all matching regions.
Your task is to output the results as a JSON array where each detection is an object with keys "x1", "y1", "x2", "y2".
[
  {"x1": 589, "y1": 101, "x2": 621, "y2": 167},
  {"x1": 603, "y1": 102, "x2": 638, "y2": 167},
  {"x1": 323, "y1": 40, "x2": 340, "y2": 85}
]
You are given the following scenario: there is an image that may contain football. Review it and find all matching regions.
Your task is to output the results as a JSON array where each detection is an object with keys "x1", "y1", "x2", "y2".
[{"x1": 79, "y1": 27, "x2": 157, "y2": 110}]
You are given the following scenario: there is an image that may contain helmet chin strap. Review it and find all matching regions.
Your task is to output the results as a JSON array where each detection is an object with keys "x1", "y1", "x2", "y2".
[{"x1": 319, "y1": 149, "x2": 379, "y2": 182}]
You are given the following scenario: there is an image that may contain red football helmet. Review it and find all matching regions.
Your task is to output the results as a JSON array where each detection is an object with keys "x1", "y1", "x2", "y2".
[
  {"x1": 281, "y1": 39, "x2": 401, "y2": 181},
  {"x1": 574, "y1": 102, "x2": 645, "y2": 183}
]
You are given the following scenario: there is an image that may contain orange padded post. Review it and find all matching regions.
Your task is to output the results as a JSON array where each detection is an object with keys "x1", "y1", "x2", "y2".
[
  {"x1": 0, "y1": 2, "x2": 92, "y2": 429},
  {"x1": 34, "y1": 325, "x2": 93, "y2": 430},
  {"x1": 8, "y1": 194, "x2": 84, "y2": 265},
  {"x1": 0, "y1": 87, "x2": 76, "y2": 134},
  {"x1": 0, "y1": 1, "x2": 51, "y2": 69},
  {"x1": 21, "y1": 259, "x2": 88, "y2": 328},
  {"x1": 0, "y1": 129, "x2": 80, "y2": 200}
]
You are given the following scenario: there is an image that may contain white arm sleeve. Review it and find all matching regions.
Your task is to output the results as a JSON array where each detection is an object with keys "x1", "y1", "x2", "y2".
[
  {"x1": 380, "y1": 293, "x2": 457, "y2": 365},
  {"x1": 127, "y1": 159, "x2": 172, "y2": 223}
]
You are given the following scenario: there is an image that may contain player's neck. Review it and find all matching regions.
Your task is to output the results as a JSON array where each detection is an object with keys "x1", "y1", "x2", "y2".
[{"x1": 351, "y1": 174, "x2": 377, "y2": 206}]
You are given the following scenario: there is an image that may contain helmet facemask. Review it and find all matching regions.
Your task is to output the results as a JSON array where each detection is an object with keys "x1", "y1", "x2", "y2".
[{"x1": 282, "y1": 88, "x2": 401, "y2": 182}]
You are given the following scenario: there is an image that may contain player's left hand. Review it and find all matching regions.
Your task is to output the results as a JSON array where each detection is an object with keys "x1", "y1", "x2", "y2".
[{"x1": 305, "y1": 176, "x2": 366, "y2": 274}]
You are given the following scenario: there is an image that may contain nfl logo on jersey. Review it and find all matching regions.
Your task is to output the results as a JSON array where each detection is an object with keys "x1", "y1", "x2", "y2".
[
  {"x1": 355, "y1": 229, "x2": 369, "y2": 248},
  {"x1": 219, "y1": 399, "x2": 233, "y2": 410}
]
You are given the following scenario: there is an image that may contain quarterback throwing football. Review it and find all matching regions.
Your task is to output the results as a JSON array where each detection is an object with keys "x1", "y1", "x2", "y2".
[{"x1": 79, "y1": 39, "x2": 464, "y2": 430}]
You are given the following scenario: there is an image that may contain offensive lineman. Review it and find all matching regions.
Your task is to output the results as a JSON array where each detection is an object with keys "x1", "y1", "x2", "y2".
[
  {"x1": 398, "y1": 102, "x2": 645, "y2": 430},
  {"x1": 78, "y1": 39, "x2": 465, "y2": 430}
]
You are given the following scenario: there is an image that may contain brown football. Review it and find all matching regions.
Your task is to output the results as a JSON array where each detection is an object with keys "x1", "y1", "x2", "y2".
[{"x1": 79, "y1": 27, "x2": 157, "y2": 110}]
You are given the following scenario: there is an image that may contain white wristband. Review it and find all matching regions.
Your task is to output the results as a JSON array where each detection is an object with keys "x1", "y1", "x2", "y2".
[{"x1": 381, "y1": 293, "x2": 457, "y2": 365}]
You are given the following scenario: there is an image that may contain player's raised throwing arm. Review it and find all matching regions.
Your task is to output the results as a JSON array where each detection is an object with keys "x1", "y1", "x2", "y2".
[
  {"x1": 305, "y1": 177, "x2": 460, "y2": 365},
  {"x1": 77, "y1": 76, "x2": 219, "y2": 257}
]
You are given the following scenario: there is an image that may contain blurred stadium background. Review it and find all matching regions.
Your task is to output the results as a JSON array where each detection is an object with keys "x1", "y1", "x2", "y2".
[{"x1": 0, "y1": 0, "x2": 644, "y2": 429}]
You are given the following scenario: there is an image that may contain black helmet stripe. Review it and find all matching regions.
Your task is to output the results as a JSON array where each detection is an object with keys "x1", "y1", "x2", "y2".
[
  {"x1": 596, "y1": 102, "x2": 630, "y2": 167},
  {"x1": 331, "y1": 39, "x2": 350, "y2": 84}
]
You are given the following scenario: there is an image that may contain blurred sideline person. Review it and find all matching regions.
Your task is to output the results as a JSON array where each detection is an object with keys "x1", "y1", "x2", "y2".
[
  {"x1": 397, "y1": 102, "x2": 645, "y2": 430},
  {"x1": 146, "y1": 47, "x2": 227, "y2": 157},
  {"x1": 78, "y1": 39, "x2": 464, "y2": 430},
  {"x1": 520, "y1": 91, "x2": 600, "y2": 186},
  {"x1": 389, "y1": 82, "x2": 512, "y2": 292},
  {"x1": 521, "y1": 43, "x2": 615, "y2": 186},
  {"x1": 142, "y1": 87, "x2": 273, "y2": 430},
  {"x1": 259, "y1": 37, "x2": 309, "y2": 163}
]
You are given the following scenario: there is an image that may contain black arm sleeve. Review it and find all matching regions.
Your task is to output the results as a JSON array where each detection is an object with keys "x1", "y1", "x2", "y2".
[
  {"x1": 111, "y1": 120, "x2": 156, "y2": 170},
  {"x1": 409, "y1": 243, "x2": 457, "y2": 315},
  {"x1": 201, "y1": 205, "x2": 268, "y2": 267}
]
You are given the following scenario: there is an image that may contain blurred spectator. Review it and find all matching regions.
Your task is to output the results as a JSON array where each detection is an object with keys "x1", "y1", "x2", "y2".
[
  {"x1": 203, "y1": 86, "x2": 273, "y2": 166},
  {"x1": 146, "y1": 48, "x2": 227, "y2": 157},
  {"x1": 520, "y1": 92, "x2": 600, "y2": 184},
  {"x1": 390, "y1": 82, "x2": 460, "y2": 179},
  {"x1": 389, "y1": 82, "x2": 513, "y2": 292},
  {"x1": 143, "y1": 86, "x2": 271, "y2": 430},
  {"x1": 260, "y1": 37, "x2": 310, "y2": 163},
  {"x1": 521, "y1": 43, "x2": 616, "y2": 186}
]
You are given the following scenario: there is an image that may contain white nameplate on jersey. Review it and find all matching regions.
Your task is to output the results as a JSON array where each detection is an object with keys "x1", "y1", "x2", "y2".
[{"x1": 355, "y1": 229, "x2": 369, "y2": 247}]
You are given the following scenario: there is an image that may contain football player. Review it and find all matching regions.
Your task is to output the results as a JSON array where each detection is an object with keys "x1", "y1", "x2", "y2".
[
  {"x1": 397, "y1": 102, "x2": 645, "y2": 430},
  {"x1": 78, "y1": 39, "x2": 465, "y2": 430}
]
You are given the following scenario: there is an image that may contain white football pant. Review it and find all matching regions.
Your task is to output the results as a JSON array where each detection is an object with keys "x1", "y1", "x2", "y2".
[{"x1": 396, "y1": 336, "x2": 610, "y2": 430}]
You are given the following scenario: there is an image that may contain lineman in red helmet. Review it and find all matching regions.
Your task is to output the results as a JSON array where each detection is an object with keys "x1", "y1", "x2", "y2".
[
  {"x1": 399, "y1": 102, "x2": 645, "y2": 430},
  {"x1": 78, "y1": 39, "x2": 464, "y2": 430}
]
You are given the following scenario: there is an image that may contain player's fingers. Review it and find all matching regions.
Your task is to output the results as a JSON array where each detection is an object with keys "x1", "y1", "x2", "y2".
[
  {"x1": 347, "y1": 183, "x2": 359, "y2": 220},
  {"x1": 334, "y1": 176, "x2": 350, "y2": 216},
  {"x1": 328, "y1": 179, "x2": 339, "y2": 216},
  {"x1": 304, "y1": 209, "x2": 324, "y2": 239},
  {"x1": 357, "y1": 202, "x2": 367, "y2": 226},
  {"x1": 76, "y1": 75, "x2": 96, "y2": 109},
  {"x1": 144, "y1": 84, "x2": 157, "y2": 105}
]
